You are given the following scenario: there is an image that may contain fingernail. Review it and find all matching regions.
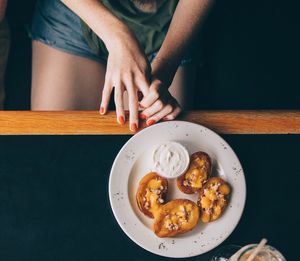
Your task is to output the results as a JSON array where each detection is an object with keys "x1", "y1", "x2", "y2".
[
  {"x1": 130, "y1": 123, "x2": 138, "y2": 132},
  {"x1": 100, "y1": 107, "x2": 105, "y2": 115},
  {"x1": 162, "y1": 117, "x2": 168, "y2": 121},
  {"x1": 139, "y1": 114, "x2": 146, "y2": 120},
  {"x1": 147, "y1": 119, "x2": 156, "y2": 126},
  {"x1": 118, "y1": 116, "x2": 125, "y2": 125},
  {"x1": 139, "y1": 103, "x2": 145, "y2": 109}
]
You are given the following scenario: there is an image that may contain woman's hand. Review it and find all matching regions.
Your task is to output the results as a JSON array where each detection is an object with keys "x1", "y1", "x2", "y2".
[
  {"x1": 100, "y1": 34, "x2": 150, "y2": 132},
  {"x1": 61, "y1": 0, "x2": 151, "y2": 132},
  {"x1": 139, "y1": 78, "x2": 182, "y2": 126}
]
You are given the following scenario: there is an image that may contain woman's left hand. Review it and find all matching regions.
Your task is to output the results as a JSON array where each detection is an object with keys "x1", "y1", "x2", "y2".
[{"x1": 139, "y1": 78, "x2": 182, "y2": 126}]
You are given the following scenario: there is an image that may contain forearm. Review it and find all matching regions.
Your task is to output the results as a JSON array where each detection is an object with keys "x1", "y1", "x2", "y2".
[
  {"x1": 152, "y1": 0, "x2": 214, "y2": 86},
  {"x1": 61, "y1": 0, "x2": 134, "y2": 51},
  {"x1": 0, "y1": 0, "x2": 7, "y2": 22}
]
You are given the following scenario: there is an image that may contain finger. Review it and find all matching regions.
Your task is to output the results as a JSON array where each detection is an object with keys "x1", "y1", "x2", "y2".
[
  {"x1": 146, "y1": 104, "x2": 174, "y2": 125},
  {"x1": 114, "y1": 84, "x2": 125, "y2": 125},
  {"x1": 139, "y1": 85, "x2": 160, "y2": 108},
  {"x1": 163, "y1": 105, "x2": 182, "y2": 121},
  {"x1": 100, "y1": 80, "x2": 113, "y2": 115},
  {"x1": 126, "y1": 84, "x2": 139, "y2": 132},
  {"x1": 135, "y1": 75, "x2": 149, "y2": 97},
  {"x1": 141, "y1": 99, "x2": 164, "y2": 119}
]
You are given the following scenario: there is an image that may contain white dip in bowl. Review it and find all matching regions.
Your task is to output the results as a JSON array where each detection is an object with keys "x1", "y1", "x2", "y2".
[{"x1": 152, "y1": 141, "x2": 190, "y2": 179}]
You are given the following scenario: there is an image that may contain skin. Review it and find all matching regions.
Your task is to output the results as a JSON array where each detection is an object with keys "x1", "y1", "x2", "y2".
[
  {"x1": 141, "y1": 0, "x2": 213, "y2": 123},
  {"x1": 31, "y1": 42, "x2": 195, "y2": 111},
  {"x1": 32, "y1": 0, "x2": 213, "y2": 131},
  {"x1": 0, "y1": 0, "x2": 7, "y2": 22}
]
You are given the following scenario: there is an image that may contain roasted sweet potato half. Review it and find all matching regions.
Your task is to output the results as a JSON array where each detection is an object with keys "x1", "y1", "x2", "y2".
[
  {"x1": 197, "y1": 177, "x2": 231, "y2": 223},
  {"x1": 177, "y1": 151, "x2": 212, "y2": 194},
  {"x1": 136, "y1": 172, "x2": 168, "y2": 218},
  {"x1": 153, "y1": 199, "x2": 199, "y2": 238}
]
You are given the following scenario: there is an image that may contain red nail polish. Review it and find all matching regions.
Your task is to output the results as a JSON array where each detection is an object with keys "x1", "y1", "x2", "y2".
[
  {"x1": 131, "y1": 123, "x2": 138, "y2": 132},
  {"x1": 119, "y1": 116, "x2": 125, "y2": 125},
  {"x1": 147, "y1": 120, "x2": 156, "y2": 126},
  {"x1": 139, "y1": 114, "x2": 146, "y2": 120},
  {"x1": 100, "y1": 107, "x2": 105, "y2": 115}
]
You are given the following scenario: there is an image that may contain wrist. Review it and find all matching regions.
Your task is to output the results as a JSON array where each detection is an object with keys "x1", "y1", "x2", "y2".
[
  {"x1": 151, "y1": 57, "x2": 179, "y2": 87},
  {"x1": 104, "y1": 28, "x2": 139, "y2": 53}
]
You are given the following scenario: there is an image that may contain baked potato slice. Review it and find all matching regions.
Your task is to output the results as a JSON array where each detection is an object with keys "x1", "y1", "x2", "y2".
[
  {"x1": 177, "y1": 151, "x2": 212, "y2": 194},
  {"x1": 197, "y1": 177, "x2": 231, "y2": 223},
  {"x1": 153, "y1": 199, "x2": 199, "y2": 238},
  {"x1": 136, "y1": 172, "x2": 168, "y2": 218}
]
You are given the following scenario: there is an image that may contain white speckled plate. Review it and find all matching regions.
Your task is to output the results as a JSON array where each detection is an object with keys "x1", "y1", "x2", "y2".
[{"x1": 109, "y1": 121, "x2": 246, "y2": 258}]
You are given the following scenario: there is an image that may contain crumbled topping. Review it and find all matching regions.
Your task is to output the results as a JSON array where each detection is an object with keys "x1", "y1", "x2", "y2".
[
  {"x1": 144, "y1": 202, "x2": 150, "y2": 209},
  {"x1": 166, "y1": 223, "x2": 179, "y2": 231},
  {"x1": 150, "y1": 188, "x2": 162, "y2": 195},
  {"x1": 158, "y1": 198, "x2": 164, "y2": 204},
  {"x1": 216, "y1": 192, "x2": 224, "y2": 198},
  {"x1": 183, "y1": 180, "x2": 190, "y2": 186},
  {"x1": 211, "y1": 182, "x2": 221, "y2": 191}
]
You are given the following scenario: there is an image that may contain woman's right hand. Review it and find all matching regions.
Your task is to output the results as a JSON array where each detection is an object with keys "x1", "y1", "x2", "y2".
[
  {"x1": 99, "y1": 33, "x2": 150, "y2": 132},
  {"x1": 61, "y1": 0, "x2": 150, "y2": 132}
]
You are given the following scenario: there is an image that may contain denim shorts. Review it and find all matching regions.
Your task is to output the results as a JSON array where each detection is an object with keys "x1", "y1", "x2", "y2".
[{"x1": 31, "y1": 0, "x2": 192, "y2": 65}]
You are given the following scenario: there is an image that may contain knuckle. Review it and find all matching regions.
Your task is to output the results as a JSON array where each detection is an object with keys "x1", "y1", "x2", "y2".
[
  {"x1": 102, "y1": 89, "x2": 109, "y2": 98},
  {"x1": 137, "y1": 74, "x2": 148, "y2": 86},
  {"x1": 168, "y1": 114, "x2": 175, "y2": 120},
  {"x1": 152, "y1": 89, "x2": 160, "y2": 100},
  {"x1": 140, "y1": 61, "x2": 149, "y2": 73},
  {"x1": 124, "y1": 72, "x2": 133, "y2": 84},
  {"x1": 128, "y1": 94, "x2": 137, "y2": 104},
  {"x1": 156, "y1": 100, "x2": 163, "y2": 109},
  {"x1": 165, "y1": 104, "x2": 173, "y2": 113},
  {"x1": 155, "y1": 78, "x2": 163, "y2": 86},
  {"x1": 114, "y1": 89, "x2": 122, "y2": 99},
  {"x1": 130, "y1": 115, "x2": 138, "y2": 123},
  {"x1": 103, "y1": 83, "x2": 112, "y2": 92},
  {"x1": 152, "y1": 82, "x2": 160, "y2": 90}
]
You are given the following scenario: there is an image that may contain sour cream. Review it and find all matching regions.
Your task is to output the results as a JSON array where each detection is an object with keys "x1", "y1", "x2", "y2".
[{"x1": 152, "y1": 141, "x2": 190, "y2": 178}]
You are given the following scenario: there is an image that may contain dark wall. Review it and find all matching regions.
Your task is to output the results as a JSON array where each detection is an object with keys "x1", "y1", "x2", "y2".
[
  {"x1": 4, "y1": 0, "x2": 300, "y2": 110},
  {"x1": 5, "y1": 0, "x2": 36, "y2": 109},
  {"x1": 196, "y1": 0, "x2": 300, "y2": 109}
]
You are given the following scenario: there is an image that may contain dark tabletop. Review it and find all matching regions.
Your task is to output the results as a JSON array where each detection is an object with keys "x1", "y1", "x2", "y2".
[{"x1": 0, "y1": 135, "x2": 299, "y2": 261}]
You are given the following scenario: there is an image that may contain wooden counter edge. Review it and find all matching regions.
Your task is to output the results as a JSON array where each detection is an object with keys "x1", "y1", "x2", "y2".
[{"x1": 0, "y1": 110, "x2": 299, "y2": 135}]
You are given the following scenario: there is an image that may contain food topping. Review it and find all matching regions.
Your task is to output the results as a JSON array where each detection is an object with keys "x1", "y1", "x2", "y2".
[
  {"x1": 153, "y1": 199, "x2": 199, "y2": 237},
  {"x1": 143, "y1": 179, "x2": 166, "y2": 212},
  {"x1": 177, "y1": 151, "x2": 212, "y2": 194},
  {"x1": 136, "y1": 172, "x2": 168, "y2": 218},
  {"x1": 198, "y1": 177, "x2": 231, "y2": 223}
]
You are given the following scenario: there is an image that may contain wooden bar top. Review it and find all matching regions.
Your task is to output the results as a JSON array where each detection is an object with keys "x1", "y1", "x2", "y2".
[{"x1": 0, "y1": 110, "x2": 299, "y2": 135}]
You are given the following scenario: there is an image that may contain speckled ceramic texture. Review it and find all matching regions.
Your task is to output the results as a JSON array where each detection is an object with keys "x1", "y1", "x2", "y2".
[{"x1": 109, "y1": 121, "x2": 246, "y2": 258}]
